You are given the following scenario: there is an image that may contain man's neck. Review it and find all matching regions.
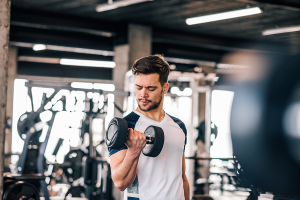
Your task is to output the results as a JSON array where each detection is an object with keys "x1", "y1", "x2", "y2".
[{"x1": 136, "y1": 107, "x2": 165, "y2": 123}]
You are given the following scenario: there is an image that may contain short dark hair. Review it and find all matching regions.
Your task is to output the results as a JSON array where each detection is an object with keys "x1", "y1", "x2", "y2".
[{"x1": 132, "y1": 55, "x2": 170, "y2": 86}]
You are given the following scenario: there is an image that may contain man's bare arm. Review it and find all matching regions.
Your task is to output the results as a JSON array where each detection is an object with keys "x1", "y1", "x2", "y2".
[
  {"x1": 109, "y1": 128, "x2": 146, "y2": 191},
  {"x1": 182, "y1": 153, "x2": 190, "y2": 200},
  {"x1": 110, "y1": 149, "x2": 139, "y2": 191}
]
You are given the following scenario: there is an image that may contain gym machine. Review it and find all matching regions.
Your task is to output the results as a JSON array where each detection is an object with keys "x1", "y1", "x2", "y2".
[
  {"x1": 3, "y1": 82, "x2": 65, "y2": 200},
  {"x1": 6, "y1": 80, "x2": 129, "y2": 200},
  {"x1": 62, "y1": 93, "x2": 112, "y2": 199},
  {"x1": 24, "y1": 81, "x2": 128, "y2": 200}
]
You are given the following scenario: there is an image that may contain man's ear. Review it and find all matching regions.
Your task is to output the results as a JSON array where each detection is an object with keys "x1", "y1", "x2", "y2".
[{"x1": 163, "y1": 83, "x2": 169, "y2": 94}]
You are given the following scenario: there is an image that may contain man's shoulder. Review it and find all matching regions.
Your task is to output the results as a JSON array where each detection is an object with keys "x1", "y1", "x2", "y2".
[
  {"x1": 124, "y1": 111, "x2": 140, "y2": 120},
  {"x1": 124, "y1": 111, "x2": 140, "y2": 129},
  {"x1": 166, "y1": 113, "x2": 187, "y2": 135}
]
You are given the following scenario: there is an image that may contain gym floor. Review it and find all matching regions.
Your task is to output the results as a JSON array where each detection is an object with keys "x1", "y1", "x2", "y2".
[
  {"x1": 210, "y1": 190, "x2": 273, "y2": 200},
  {"x1": 40, "y1": 191, "x2": 273, "y2": 200}
]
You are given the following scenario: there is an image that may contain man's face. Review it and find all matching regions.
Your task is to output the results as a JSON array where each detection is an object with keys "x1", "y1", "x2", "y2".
[{"x1": 135, "y1": 73, "x2": 169, "y2": 112}]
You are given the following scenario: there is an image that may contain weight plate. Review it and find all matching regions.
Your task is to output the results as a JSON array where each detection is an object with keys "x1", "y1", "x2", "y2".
[
  {"x1": 142, "y1": 126, "x2": 155, "y2": 155},
  {"x1": 142, "y1": 126, "x2": 164, "y2": 157},
  {"x1": 105, "y1": 117, "x2": 128, "y2": 149},
  {"x1": 17, "y1": 112, "x2": 42, "y2": 144},
  {"x1": 3, "y1": 181, "x2": 40, "y2": 200},
  {"x1": 64, "y1": 185, "x2": 86, "y2": 199},
  {"x1": 3, "y1": 179, "x2": 17, "y2": 194},
  {"x1": 63, "y1": 149, "x2": 87, "y2": 183},
  {"x1": 107, "y1": 124, "x2": 118, "y2": 142}
]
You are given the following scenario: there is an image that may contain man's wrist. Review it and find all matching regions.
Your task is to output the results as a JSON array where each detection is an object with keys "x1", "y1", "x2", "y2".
[{"x1": 126, "y1": 148, "x2": 141, "y2": 159}]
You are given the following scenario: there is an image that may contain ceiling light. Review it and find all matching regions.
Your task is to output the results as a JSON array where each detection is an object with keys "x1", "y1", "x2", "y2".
[
  {"x1": 96, "y1": 0, "x2": 153, "y2": 12},
  {"x1": 18, "y1": 56, "x2": 60, "y2": 64},
  {"x1": 217, "y1": 63, "x2": 248, "y2": 69},
  {"x1": 71, "y1": 82, "x2": 115, "y2": 91},
  {"x1": 186, "y1": 7, "x2": 262, "y2": 25},
  {"x1": 33, "y1": 44, "x2": 46, "y2": 51},
  {"x1": 60, "y1": 58, "x2": 116, "y2": 68},
  {"x1": 10, "y1": 42, "x2": 115, "y2": 56},
  {"x1": 46, "y1": 45, "x2": 114, "y2": 56},
  {"x1": 262, "y1": 25, "x2": 300, "y2": 36},
  {"x1": 164, "y1": 57, "x2": 216, "y2": 67}
]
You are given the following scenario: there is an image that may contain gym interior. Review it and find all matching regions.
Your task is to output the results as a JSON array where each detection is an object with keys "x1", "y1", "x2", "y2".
[{"x1": 0, "y1": 0, "x2": 300, "y2": 200}]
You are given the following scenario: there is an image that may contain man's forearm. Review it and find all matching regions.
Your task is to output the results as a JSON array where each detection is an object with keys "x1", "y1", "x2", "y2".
[
  {"x1": 183, "y1": 174, "x2": 190, "y2": 200},
  {"x1": 111, "y1": 149, "x2": 140, "y2": 190}
]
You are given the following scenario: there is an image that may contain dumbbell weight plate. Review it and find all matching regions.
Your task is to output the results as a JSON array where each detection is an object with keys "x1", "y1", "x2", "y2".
[
  {"x1": 142, "y1": 126, "x2": 164, "y2": 157},
  {"x1": 106, "y1": 117, "x2": 128, "y2": 149},
  {"x1": 3, "y1": 181, "x2": 40, "y2": 200}
]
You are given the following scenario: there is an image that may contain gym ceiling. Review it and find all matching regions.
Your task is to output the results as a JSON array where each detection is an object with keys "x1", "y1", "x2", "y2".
[{"x1": 10, "y1": 0, "x2": 300, "y2": 79}]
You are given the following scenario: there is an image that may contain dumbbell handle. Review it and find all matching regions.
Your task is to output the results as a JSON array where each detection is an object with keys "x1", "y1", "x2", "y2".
[{"x1": 146, "y1": 136, "x2": 155, "y2": 144}]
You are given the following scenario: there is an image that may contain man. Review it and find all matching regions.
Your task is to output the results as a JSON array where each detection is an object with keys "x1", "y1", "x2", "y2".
[{"x1": 108, "y1": 55, "x2": 190, "y2": 200}]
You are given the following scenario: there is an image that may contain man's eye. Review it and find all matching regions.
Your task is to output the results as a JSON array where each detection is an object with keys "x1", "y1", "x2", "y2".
[
  {"x1": 148, "y1": 88, "x2": 155, "y2": 91},
  {"x1": 137, "y1": 87, "x2": 142, "y2": 90}
]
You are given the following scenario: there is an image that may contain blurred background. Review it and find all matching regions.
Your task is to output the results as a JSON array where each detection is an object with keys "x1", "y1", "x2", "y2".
[{"x1": 0, "y1": 0, "x2": 300, "y2": 200}]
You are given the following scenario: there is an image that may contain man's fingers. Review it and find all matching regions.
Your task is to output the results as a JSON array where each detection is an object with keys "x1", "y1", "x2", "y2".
[{"x1": 128, "y1": 128, "x2": 133, "y2": 134}]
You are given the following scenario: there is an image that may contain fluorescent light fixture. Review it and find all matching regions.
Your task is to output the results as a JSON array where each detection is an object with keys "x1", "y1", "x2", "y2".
[
  {"x1": 164, "y1": 57, "x2": 216, "y2": 67},
  {"x1": 71, "y1": 82, "x2": 115, "y2": 91},
  {"x1": 71, "y1": 82, "x2": 94, "y2": 89},
  {"x1": 94, "y1": 83, "x2": 115, "y2": 91},
  {"x1": 18, "y1": 56, "x2": 60, "y2": 64},
  {"x1": 217, "y1": 63, "x2": 248, "y2": 69},
  {"x1": 10, "y1": 42, "x2": 115, "y2": 56},
  {"x1": 262, "y1": 25, "x2": 300, "y2": 36},
  {"x1": 46, "y1": 45, "x2": 115, "y2": 56},
  {"x1": 33, "y1": 44, "x2": 46, "y2": 51},
  {"x1": 177, "y1": 77, "x2": 192, "y2": 82},
  {"x1": 60, "y1": 58, "x2": 116, "y2": 68},
  {"x1": 96, "y1": 0, "x2": 153, "y2": 12},
  {"x1": 18, "y1": 56, "x2": 116, "y2": 68},
  {"x1": 186, "y1": 7, "x2": 262, "y2": 25}
]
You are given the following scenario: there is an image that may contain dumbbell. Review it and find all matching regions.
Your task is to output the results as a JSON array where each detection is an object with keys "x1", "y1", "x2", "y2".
[{"x1": 105, "y1": 118, "x2": 164, "y2": 157}]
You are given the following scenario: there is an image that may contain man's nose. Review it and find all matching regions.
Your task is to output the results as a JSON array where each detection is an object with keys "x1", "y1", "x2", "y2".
[{"x1": 140, "y1": 88, "x2": 148, "y2": 98}]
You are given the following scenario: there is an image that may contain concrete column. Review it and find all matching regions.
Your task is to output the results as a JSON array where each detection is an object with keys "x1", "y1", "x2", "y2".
[
  {"x1": 5, "y1": 47, "x2": 17, "y2": 167},
  {"x1": 0, "y1": 0, "x2": 11, "y2": 198},
  {"x1": 196, "y1": 80, "x2": 209, "y2": 191},
  {"x1": 197, "y1": 80, "x2": 206, "y2": 156},
  {"x1": 128, "y1": 24, "x2": 152, "y2": 70},
  {"x1": 113, "y1": 44, "x2": 130, "y2": 118}
]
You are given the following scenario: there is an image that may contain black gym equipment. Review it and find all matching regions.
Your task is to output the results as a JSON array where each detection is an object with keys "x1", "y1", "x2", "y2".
[
  {"x1": 8, "y1": 81, "x2": 128, "y2": 200},
  {"x1": 15, "y1": 86, "x2": 61, "y2": 200},
  {"x1": 230, "y1": 53, "x2": 300, "y2": 197},
  {"x1": 2, "y1": 174, "x2": 45, "y2": 200},
  {"x1": 3, "y1": 181, "x2": 40, "y2": 200},
  {"x1": 106, "y1": 117, "x2": 165, "y2": 157},
  {"x1": 64, "y1": 185, "x2": 86, "y2": 199},
  {"x1": 196, "y1": 120, "x2": 218, "y2": 145}
]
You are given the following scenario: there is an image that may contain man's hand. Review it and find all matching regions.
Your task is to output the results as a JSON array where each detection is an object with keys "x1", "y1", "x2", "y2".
[{"x1": 125, "y1": 128, "x2": 146, "y2": 156}]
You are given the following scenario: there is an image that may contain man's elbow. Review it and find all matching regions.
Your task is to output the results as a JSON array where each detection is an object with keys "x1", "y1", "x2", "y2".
[
  {"x1": 113, "y1": 180, "x2": 128, "y2": 191},
  {"x1": 115, "y1": 183, "x2": 126, "y2": 191}
]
